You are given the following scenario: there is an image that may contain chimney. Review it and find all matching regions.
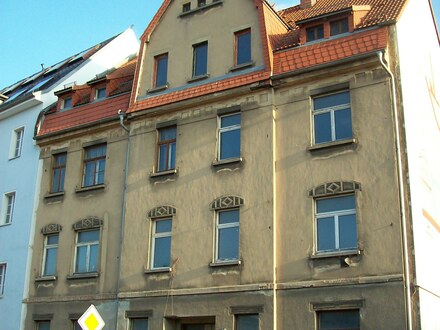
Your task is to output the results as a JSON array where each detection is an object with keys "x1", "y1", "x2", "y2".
[{"x1": 300, "y1": 0, "x2": 317, "y2": 9}]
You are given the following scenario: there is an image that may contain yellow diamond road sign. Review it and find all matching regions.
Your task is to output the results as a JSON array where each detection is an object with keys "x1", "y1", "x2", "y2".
[{"x1": 78, "y1": 304, "x2": 105, "y2": 330}]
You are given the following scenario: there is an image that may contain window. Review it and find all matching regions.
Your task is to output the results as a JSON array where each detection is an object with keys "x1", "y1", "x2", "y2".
[
  {"x1": 330, "y1": 18, "x2": 349, "y2": 36},
  {"x1": 10, "y1": 127, "x2": 24, "y2": 159},
  {"x1": 216, "y1": 209, "x2": 240, "y2": 262},
  {"x1": 42, "y1": 234, "x2": 58, "y2": 276},
  {"x1": 315, "y1": 194, "x2": 357, "y2": 254},
  {"x1": 0, "y1": 263, "x2": 6, "y2": 296},
  {"x1": 235, "y1": 29, "x2": 252, "y2": 66},
  {"x1": 193, "y1": 42, "x2": 208, "y2": 77},
  {"x1": 306, "y1": 24, "x2": 324, "y2": 42},
  {"x1": 312, "y1": 90, "x2": 352, "y2": 144},
  {"x1": 82, "y1": 144, "x2": 106, "y2": 187},
  {"x1": 182, "y1": 2, "x2": 191, "y2": 12},
  {"x1": 154, "y1": 53, "x2": 168, "y2": 88},
  {"x1": 51, "y1": 153, "x2": 66, "y2": 193},
  {"x1": 72, "y1": 320, "x2": 82, "y2": 330},
  {"x1": 95, "y1": 87, "x2": 106, "y2": 100},
  {"x1": 36, "y1": 321, "x2": 51, "y2": 330},
  {"x1": 236, "y1": 314, "x2": 259, "y2": 330},
  {"x1": 151, "y1": 218, "x2": 172, "y2": 269},
  {"x1": 63, "y1": 97, "x2": 72, "y2": 109},
  {"x1": 1, "y1": 192, "x2": 16, "y2": 225},
  {"x1": 130, "y1": 318, "x2": 149, "y2": 330},
  {"x1": 317, "y1": 309, "x2": 360, "y2": 330},
  {"x1": 157, "y1": 127, "x2": 176, "y2": 172},
  {"x1": 74, "y1": 229, "x2": 100, "y2": 273},
  {"x1": 218, "y1": 113, "x2": 241, "y2": 160},
  {"x1": 198, "y1": 0, "x2": 206, "y2": 7}
]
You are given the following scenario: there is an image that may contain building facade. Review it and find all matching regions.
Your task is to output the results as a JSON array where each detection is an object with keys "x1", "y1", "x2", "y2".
[{"x1": 25, "y1": 0, "x2": 440, "y2": 329}]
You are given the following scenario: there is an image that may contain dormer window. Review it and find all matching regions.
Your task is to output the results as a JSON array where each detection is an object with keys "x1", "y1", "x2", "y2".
[
  {"x1": 198, "y1": 0, "x2": 206, "y2": 7},
  {"x1": 62, "y1": 97, "x2": 72, "y2": 109},
  {"x1": 95, "y1": 87, "x2": 106, "y2": 100},
  {"x1": 306, "y1": 24, "x2": 324, "y2": 42},
  {"x1": 330, "y1": 18, "x2": 349, "y2": 36},
  {"x1": 182, "y1": 2, "x2": 191, "y2": 12}
]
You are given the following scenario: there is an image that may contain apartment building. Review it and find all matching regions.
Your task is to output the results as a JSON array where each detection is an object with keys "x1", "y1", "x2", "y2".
[{"x1": 25, "y1": 0, "x2": 439, "y2": 329}]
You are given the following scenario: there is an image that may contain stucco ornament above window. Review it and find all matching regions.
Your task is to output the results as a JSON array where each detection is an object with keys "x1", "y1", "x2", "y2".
[
  {"x1": 41, "y1": 223, "x2": 62, "y2": 235},
  {"x1": 72, "y1": 217, "x2": 103, "y2": 231},
  {"x1": 148, "y1": 205, "x2": 177, "y2": 219},
  {"x1": 210, "y1": 195, "x2": 244, "y2": 210},
  {"x1": 308, "y1": 181, "x2": 361, "y2": 197}
]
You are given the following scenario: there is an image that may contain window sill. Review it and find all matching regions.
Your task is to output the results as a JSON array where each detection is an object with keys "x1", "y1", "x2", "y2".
[
  {"x1": 35, "y1": 276, "x2": 57, "y2": 282},
  {"x1": 187, "y1": 74, "x2": 210, "y2": 84},
  {"x1": 144, "y1": 267, "x2": 172, "y2": 275},
  {"x1": 149, "y1": 169, "x2": 178, "y2": 179},
  {"x1": 0, "y1": 223, "x2": 12, "y2": 228},
  {"x1": 8, "y1": 155, "x2": 21, "y2": 161},
  {"x1": 44, "y1": 191, "x2": 65, "y2": 201},
  {"x1": 212, "y1": 157, "x2": 243, "y2": 167},
  {"x1": 66, "y1": 272, "x2": 99, "y2": 280},
  {"x1": 147, "y1": 84, "x2": 169, "y2": 94},
  {"x1": 75, "y1": 184, "x2": 106, "y2": 194},
  {"x1": 307, "y1": 138, "x2": 356, "y2": 152},
  {"x1": 229, "y1": 61, "x2": 255, "y2": 72},
  {"x1": 209, "y1": 259, "x2": 242, "y2": 268},
  {"x1": 310, "y1": 250, "x2": 360, "y2": 260},
  {"x1": 179, "y1": 0, "x2": 223, "y2": 17}
]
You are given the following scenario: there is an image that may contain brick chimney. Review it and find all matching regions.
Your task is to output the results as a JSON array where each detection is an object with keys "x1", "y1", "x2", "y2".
[{"x1": 300, "y1": 0, "x2": 317, "y2": 8}]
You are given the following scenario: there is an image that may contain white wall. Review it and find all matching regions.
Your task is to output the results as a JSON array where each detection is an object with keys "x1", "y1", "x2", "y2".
[{"x1": 396, "y1": 0, "x2": 440, "y2": 328}]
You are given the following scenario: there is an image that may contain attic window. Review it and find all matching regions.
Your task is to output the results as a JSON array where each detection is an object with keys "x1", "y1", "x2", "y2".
[
  {"x1": 182, "y1": 2, "x2": 191, "y2": 12},
  {"x1": 198, "y1": 0, "x2": 206, "y2": 7},
  {"x1": 95, "y1": 87, "x2": 106, "y2": 100},
  {"x1": 62, "y1": 97, "x2": 72, "y2": 109},
  {"x1": 330, "y1": 18, "x2": 349, "y2": 36},
  {"x1": 306, "y1": 24, "x2": 324, "y2": 42}
]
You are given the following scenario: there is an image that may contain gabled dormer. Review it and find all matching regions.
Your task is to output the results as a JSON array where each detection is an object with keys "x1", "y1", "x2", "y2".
[{"x1": 54, "y1": 85, "x2": 74, "y2": 111}]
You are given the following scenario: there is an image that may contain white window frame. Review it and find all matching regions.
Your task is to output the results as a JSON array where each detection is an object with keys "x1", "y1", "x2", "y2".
[
  {"x1": 215, "y1": 208, "x2": 240, "y2": 262},
  {"x1": 314, "y1": 194, "x2": 357, "y2": 254},
  {"x1": 0, "y1": 263, "x2": 6, "y2": 296},
  {"x1": 1, "y1": 191, "x2": 16, "y2": 225},
  {"x1": 150, "y1": 218, "x2": 172, "y2": 269},
  {"x1": 218, "y1": 113, "x2": 241, "y2": 161},
  {"x1": 9, "y1": 127, "x2": 24, "y2": 159},
  {"x1": 74, "y1": 229, "x2": 100, "y2": 273},
  {"x1": 42, "y1": 234, "x2": 59, "y2": 276},
  {"x1": 312, "y1": 90, "x2": 351, "y2": 144}
]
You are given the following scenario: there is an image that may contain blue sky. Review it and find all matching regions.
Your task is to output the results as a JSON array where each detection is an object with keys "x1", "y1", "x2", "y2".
[{"x1": 0, "y1": 0, "x2": 439, "y2": 89}]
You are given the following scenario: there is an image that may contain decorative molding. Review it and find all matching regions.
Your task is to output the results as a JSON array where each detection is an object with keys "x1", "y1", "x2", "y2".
[
  {"x1": 72, "y1": 217, "x2": 103, "y2": 231},
  {"x1": 41, "y1": 224, "x2": 62, "y2": 235},
  {"x1": 147, "y1": 205, "x2": 176, "y2": 219},
  {"x1": 210, "y1": 195, "x2": 244, "y2": 210},
  {"x1": 308, "y1": 181, "x2": 361, "y2": 197}
]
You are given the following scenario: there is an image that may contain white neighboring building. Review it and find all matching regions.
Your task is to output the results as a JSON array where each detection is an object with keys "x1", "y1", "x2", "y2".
[{"x1": 0, "y1": 28, "x2": 138, "y2": 330}]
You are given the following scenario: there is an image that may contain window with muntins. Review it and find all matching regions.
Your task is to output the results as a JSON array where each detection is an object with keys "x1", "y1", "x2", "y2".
[
  {"x1": 151, "y1": 218, "x2": 172, "y2": 269},
  {"x1": 154, "y1": 53, "x2": 168, "y2": 88},
  {"x1": 51, "y1": 153, "x2": 66, "y2": 193},
  {"x1": 130, "y1": 318, "x2": 149, "y2": 330},
  {"x1": 42, "y1": 234, "x2": 59, "y2": 276},
  {"x1": 82, "y1": 144, "x2": 106, "y2": 187},
  {"x1": 193, "y1": 42, "x2": 208, "y2": 77},
  {"x1": 74, "y1": 229, "x2": 100, "y2": 273},
  {"x1": 306, "y1": 24, "x2": 324, "y2": 42},
  {"x1": 10, "y1": 127, "x2": 24, "y2": 159},
  {"x1": 182, "y1": 2, "x2": 191, "y2": 12},
  {"x1": 315, "y1": 194, "x2": 357, "y2": 254},
  {"x1": 218, "y1": 113, "x2": 241, "y2": 160},
  {"x1": 236, "y1": 314, "x2": 259, "y2": 330},
  {"x1": 216, "y1": 209, "x2": 240, "y2": 262},
  {"x1": 157, "y1": 127, "x2": 176, "y2": 172},
  {"x1": 330, "y1": 18, "x2": 349, "y2": 36},
  {"x1": 313, "y1": 90, "x2": 352, "y2": 144},
  {"x1": 1, "y1": 192, "x2": 16, "y2": 225},
  {"x1": 235, "y1": 29, "x2": 252, "y2": 66},
  {"x1": 317, "y1": 309, "x2": 360, "y2": 330},
  {"x1": 0, "y1": 263, "x2": 6, "y2": 296}
]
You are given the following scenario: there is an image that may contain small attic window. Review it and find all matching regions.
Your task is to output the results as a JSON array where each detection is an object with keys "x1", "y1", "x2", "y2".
[
  {"x1": 95, "y1": 87, "x2": 106, "y2": 100},
  {"x1": 198, "y1": 0, "x2": 206, "y2": 7},
  {"x1": 306, "y1": 24, "x2": 324, "y2": 42},
  {"x1": 183, "y1": 2, "x2": 191, "y2": 12},
  {"x1": 62, "y1": 97, "x2": 72, "y2": 109},
  {"x1": 330, "y1": 18, "x2": 349, "y2": 36}
]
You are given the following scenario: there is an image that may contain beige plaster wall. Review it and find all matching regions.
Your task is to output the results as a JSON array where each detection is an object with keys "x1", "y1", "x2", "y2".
[{"x1": 137, "y1": 0, "x2": 264, "y2": 95}]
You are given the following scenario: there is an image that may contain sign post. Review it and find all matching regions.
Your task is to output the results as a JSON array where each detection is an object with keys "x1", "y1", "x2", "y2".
[{"x1": 78, "y1": 304, "x2": 105, "y2": 330}]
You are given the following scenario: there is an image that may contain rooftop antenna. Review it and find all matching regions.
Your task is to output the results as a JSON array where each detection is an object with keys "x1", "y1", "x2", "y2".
[{"x1": 41, "y1": 63, "x2": 45, "y2": 71}]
